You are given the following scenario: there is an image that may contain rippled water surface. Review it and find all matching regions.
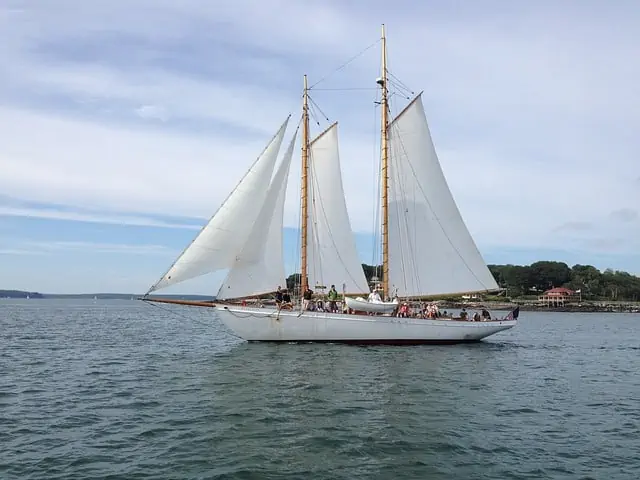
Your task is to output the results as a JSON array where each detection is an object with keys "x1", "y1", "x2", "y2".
[{"x1": 1, "y1": 299, "x2": 639, "y2": 479}]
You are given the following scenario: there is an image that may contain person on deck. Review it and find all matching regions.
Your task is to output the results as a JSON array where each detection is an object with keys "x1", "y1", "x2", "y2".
[
  {"x1": 328, "y1": 285, "x2": 338, "y2": 313},
  {"x1": 281, "y1": 289, "x2": 292, "y2": 309},
  {"x1": 275, "y1": 286, "x2": 283, "y2": 307},
  {"x1": 368, "y1": 288, "x2": 382, "y2": 303},
  {"x1": 481, "y1": 309, "x2": 491, "y2": 321},
  {"x1": 302, "y1": 287, "x2": 313, "y2": 311}
]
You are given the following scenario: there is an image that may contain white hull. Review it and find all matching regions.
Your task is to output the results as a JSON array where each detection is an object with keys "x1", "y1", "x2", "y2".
[
  {"x1": 215, "y1": 306, "x2": 516, "y2": 344},
  {"x1": 344, "y1": 296, "x2": 398, "y2": 314}
]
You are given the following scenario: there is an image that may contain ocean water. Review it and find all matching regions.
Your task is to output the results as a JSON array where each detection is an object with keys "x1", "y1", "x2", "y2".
[{"x1": 1, "y1": 299, "x2": 638, "y2": 479}]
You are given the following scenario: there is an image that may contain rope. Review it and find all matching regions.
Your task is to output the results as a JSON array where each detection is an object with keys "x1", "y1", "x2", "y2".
[
  {"x1": 309, "y1": 39, "x2": 380, "y2": 89},
  {"x1": 308, "y1": 95, "x2": 331, "y2": 124},
  {"x1": 307, "y1": 152, "x2": 365, "y2": 292},
  {"x1": 387, "y1": 70, "x2": 415, "y2": 97},
  {"x1": 142, "y1": 300, "x2": 246, "y2": 341},
  {"x1": 311, "y1": 87, "x2": 378, "y2": 91}
]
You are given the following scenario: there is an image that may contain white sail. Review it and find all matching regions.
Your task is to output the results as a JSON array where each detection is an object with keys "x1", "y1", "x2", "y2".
[
  {"x1": 387, "y1": 95, "x2": 498, "y2": 297},
  {"x1": 307, "y1": 123, "x2": 369, "y2": 294},
  {"x1": 217, "y1": 130, "x2": 297, "y2": 300},
  {"x1": 148, "y1": 117, "x2": 290, "y2": 292}
]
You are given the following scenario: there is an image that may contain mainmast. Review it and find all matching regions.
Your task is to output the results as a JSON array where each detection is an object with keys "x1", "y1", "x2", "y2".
[
  {"x1": 379, "y1": 24, "x2": 390, "y2": 298},
  {"x1": 300, "y1": 74, "x2": 310, "y2": 294}
]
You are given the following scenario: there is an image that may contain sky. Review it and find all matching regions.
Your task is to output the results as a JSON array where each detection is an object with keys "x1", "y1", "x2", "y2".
[{"x1": 1, "y1": 0, "x2": 639, "y2": 294}]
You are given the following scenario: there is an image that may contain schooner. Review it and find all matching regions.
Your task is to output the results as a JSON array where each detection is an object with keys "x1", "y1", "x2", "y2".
[{"x1": 143, "y1": 25, "x2": 518, "y2": 344}]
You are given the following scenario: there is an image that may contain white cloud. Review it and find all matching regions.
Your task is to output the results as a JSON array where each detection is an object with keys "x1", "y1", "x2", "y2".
[
  {"x1": 0, "y1": 248, "x2": 45, "y2": 256},
  {"x1": 31, "y1": 240, "x2": 173, "y2": 255},
  {"x1": 135, "y1": 105, "x2": 170, "y2": 122},
  {"x1": 0, "y1": 0, "x2": 639, "y2": 258},
  {"x1": 0, "y1": 205, "x2": 201, "y2": 229},
  {"x1": 0, "y1": 239, "x2": 174, "y2": 256}
]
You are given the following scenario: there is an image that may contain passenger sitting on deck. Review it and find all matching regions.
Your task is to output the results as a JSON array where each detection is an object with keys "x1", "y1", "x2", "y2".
[
  {"x1": 481, "y1": 309, "x2": 491, "y2": 321},
  {"x1": 281, "y1": 289, "x2": 293, "y2": 310},
  {"x1": 398, "y1": 302, "x2": 410, "y2": 318},
  {"x1": 473, "y1": 312, "x2": 481, "y2": 322},
  {"x1": 459, "y1": 308, "x2": 468, "y2": 320}
]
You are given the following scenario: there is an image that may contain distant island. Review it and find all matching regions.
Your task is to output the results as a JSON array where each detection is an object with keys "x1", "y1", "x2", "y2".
[
  {"x1": 0, "y1": 291, "x2": 215, "y2": 301},
  {"x1": 4, "y1": 260, "x2": 639, "y2": 312}
]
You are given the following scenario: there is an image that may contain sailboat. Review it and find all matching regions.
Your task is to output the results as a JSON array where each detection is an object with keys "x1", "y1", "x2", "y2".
[{"x1": 143, "y1": 25, "x2": 518, "y2": 344}]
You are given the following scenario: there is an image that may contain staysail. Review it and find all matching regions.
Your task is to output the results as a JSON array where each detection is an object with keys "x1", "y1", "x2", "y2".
[
  {"x1": 387, "y1": 95, "x2": 498, "y2": 297},
  {"x1": 217, "y1": 129, "x2": 298, "y2": 299},
  {"x1": 148, "y1": 117, "x2": 290, "y2": 293},
  {"x1": 307, "y1": 123, "x2": 369, "y2": 293}
]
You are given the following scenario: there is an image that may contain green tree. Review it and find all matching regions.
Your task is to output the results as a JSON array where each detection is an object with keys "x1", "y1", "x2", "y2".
[
  {"x1": 361, "y1": 263, "x2": 381, "y2": 284},
  {"x1": 286, "y1": 273, "x2": 301, "y2": 294},
  {"x1": 501, "y1": 265, "x2": 534, "y2": 296},
  {"x1": 529, "y1": 261, "x2": 571, "y2": 291},
  {"x1": 569, "y1": 264, "x2": 602, "y2": 298}
]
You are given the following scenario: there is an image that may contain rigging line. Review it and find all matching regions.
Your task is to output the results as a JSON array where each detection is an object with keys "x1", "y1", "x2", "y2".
[
  {"x1": 142, "y1": 300, "x2": 245, "y2": 341},
  {"x1": 309, "y1": 39, "x2": 380, "y2": 89},
  {"x1": 308, "y1": 95, "x2": 331, "y2": 124},
  {"x1": 388, "y1": 137, "x2": 413, "y2": 295},
  {"x1": 370, "y1": 94, "x2": 378, "y2": 269},
  {"x1": 308, "y1": 150, "x2": 365, "y2": 292},
  {"x1": 294, "y1": 127, "x2": 304, "y2": 301},
  {"x1": 308, "y1": 156, "x2": 327, "y2": 292},
  {"x1": 388, "y1": 119, "x2": 491, "y2": 291},
  {"x1": 387, "y1": 70, "x2": 415, "y2": 95},
  {"x1": 311, "y1": 87, "x2": 379, "y2": 91},
  {"x1": 387, "y1": 80, "x2": 413, "y2": 100},
  {"x1": 288, "y1": 120, "x2": 303, "y2": 303},
  {"x1": 371, "y1": 89, "x2": 382, "y2": 275},
  {"x1": 308, "y1": 105, "x2": 322, "y2": 128}
]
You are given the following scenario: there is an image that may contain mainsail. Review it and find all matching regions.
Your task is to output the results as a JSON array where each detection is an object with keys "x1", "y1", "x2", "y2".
[
  {"x1": 148, "y1": 117, "x2": 290, "y2": 293},
  {"x1": 387, "y1": 95, "x2": 498, "y2": 297},
  {"x1": 217, "y1": 130, "x2": 298, "y2": 299},
  {"x1": 307, "y1": 123, "x2": 369, "y2": 293}
]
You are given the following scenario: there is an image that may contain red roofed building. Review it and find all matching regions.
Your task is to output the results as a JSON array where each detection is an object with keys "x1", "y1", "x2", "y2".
[{"x1": 539, "y1": 287, "x2": 576, "y2": 306}]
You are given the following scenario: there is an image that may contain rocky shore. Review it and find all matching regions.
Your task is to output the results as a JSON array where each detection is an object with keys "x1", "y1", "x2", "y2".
[{"x1": 439, "y1": 300, "x2": 640, "y2": 314}]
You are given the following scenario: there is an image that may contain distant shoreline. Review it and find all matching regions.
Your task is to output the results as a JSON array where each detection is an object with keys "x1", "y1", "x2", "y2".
[
  {"x1": 3, "y1": 291, "x2": 638, "y2": 313},
  {"x1": 0, "y1": 291, "x2": 214, "y2": 301},
  {"x1": 441, "y1": 301, "x2": 640, "y2": 314}
]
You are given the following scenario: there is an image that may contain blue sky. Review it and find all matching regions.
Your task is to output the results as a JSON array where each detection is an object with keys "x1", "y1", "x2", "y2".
[{"x1": 1, "y1": 0, "x2": 639, "y2": 294}]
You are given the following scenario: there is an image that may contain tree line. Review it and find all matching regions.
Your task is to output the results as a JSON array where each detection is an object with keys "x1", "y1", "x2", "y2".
[
  {"x1": 286, "y1": 261, "x2": 640, "y2": 301},
  {"x1": 488, "y1": 261, "x2": 640, "y2": 301}
]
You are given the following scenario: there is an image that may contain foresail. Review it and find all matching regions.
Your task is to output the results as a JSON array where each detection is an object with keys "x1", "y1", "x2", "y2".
[
  {"x1": 387, "y1": 95, "x2": 498, "y2": 297},
  {"x1": 217, "y1": 130, "x2": 297, "y2": 300},
  {"x1": 148, "y1": 117, "x2": 290, "y2": 293},
  {"x1": 307, "y1": 124, "x2": 369, "y2": 294}
]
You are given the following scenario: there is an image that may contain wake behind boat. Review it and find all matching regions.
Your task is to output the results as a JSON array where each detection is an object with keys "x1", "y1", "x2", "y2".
[{"x1": 142, "y1": 25, "x2": 518, "y2": 344}]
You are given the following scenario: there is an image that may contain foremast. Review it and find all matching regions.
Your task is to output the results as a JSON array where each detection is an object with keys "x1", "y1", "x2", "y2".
[
  {"x1": 379, "y1": 24, "x2": 390, "y2": 298},
  {"x1": 300, "y1": 74, "x2": 310, "y2": 294}
]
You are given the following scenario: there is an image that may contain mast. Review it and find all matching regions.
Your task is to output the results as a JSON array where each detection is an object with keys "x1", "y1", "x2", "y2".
[
  {"x1": 300, "y1": 74, "x2": 310, "y2": 294},
  {"x1": 379, "y1": 24, "x2": 390, "y2": 298}
]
